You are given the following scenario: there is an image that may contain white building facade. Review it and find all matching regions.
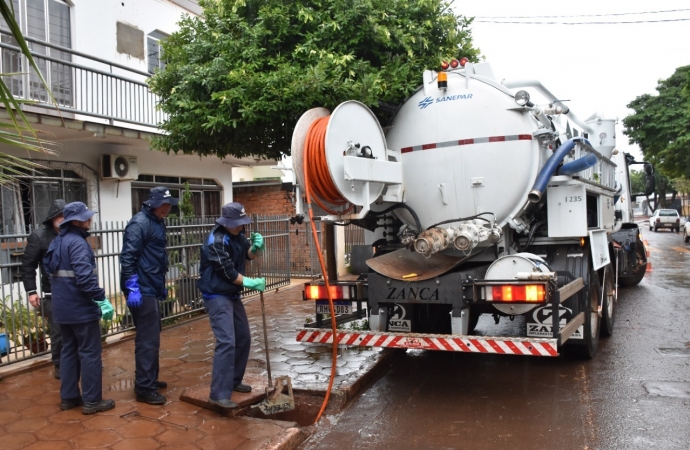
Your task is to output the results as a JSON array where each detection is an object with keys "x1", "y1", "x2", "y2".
[{"x1": 0, "y1": 0, "x2": 266, "y2": 231}]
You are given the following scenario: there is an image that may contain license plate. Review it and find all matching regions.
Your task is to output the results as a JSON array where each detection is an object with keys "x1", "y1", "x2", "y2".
[{"x1": 315, "y1": 301, "x2": 351, "y2": 315}]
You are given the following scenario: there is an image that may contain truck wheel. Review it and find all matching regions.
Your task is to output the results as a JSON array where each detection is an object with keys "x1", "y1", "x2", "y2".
[
  {"x1": 600, "y1": 266, "x2": 615, "y2": 337},
  {"x1": 619, "y1": 237, "x2": 647, "y2": 287},
  {"x1": 468, "y1": 312, "x2": 480, "y2": 334},
  {"x1": 684, "y1": 229, "x2": 690, "y2": 243},
  {"x1": 570, "y1": 271, "x2": 601, "y2": 359},
  {"x1": 654, "y1": 226, "x2": 658, "y2": 232}
]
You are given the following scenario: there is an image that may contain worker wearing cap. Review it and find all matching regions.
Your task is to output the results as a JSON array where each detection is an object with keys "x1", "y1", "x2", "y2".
[
  {"x1": 19, "y1": 199, "x2": 66, "y2": 379},
  {"x1": 43, "y1": 202, "x2": 115, "y2": 415},
  {"x1": 198, "y1": 202, "x2": 266, "y2": 410},
  {"x1": 120, "y1": 186, "x2": 178, "y2": 405}
]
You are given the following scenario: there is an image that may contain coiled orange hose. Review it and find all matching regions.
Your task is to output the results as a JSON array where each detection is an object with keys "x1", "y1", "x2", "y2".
[
  {"x1": 304, "y1": 117, "x2": 353, "y2": 215},
  {"x1": 303, "y1": 116, "x2": 348, "y2": 423}
]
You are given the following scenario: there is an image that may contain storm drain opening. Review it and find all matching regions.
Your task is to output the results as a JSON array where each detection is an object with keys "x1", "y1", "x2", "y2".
[{"x1": 239, "y1": 390, "x2": 328, "y2": 426}]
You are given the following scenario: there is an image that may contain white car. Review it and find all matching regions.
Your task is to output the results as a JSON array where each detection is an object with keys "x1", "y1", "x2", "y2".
[
  {"x1": 684, "y1": 219, "x2": 690, "y2": 243},
  {"x1": 649, "y1": 209, "x2": 681, "y2": 232}
]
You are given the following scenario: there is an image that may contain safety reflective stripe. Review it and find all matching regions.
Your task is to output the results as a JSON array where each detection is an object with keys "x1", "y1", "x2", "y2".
[
  {"x1": 51, "y1": 269, "x2": 97, "y2": 277},
  {"x1": 295, "y1": 328, "x2": 559, "y2": 357},
  {"x1": 401, "y1": 134, "x2": 533, "y2": 153}
]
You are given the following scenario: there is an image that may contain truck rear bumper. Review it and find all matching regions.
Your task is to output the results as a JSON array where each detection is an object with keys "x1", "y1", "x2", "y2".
[{"x1": 296, "y1": 329, "x2": 559, "y2": 357}]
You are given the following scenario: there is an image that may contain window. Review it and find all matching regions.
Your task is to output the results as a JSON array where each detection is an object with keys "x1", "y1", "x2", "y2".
[
  {"x1": 0, "y1": 162, "x2": 91, "y2": 233},
  {"x1": 132, "y1": 175, "x2": 221, "y2": 219},
  {"x1": 0, "y1": 0, "x2": 72, "y2": 105},
  {"x1": 147, "y1": 30, "x2": 167, "y2": 74}
]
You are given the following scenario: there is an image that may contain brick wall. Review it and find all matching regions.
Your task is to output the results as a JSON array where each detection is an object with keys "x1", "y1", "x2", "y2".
[
  {"x1": 232, "y1": 184, "x2": 293, "y2": 216},
  {"x1": 233, "y1": 184, "x2": 321, "y2": 277}
]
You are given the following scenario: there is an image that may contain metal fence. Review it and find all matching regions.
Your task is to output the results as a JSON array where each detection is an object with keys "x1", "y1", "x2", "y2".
[
  {"x1": 0, "y1": 31, "x2": 166, "y2": 129},
  {"x1": 0, "y1": 215, "x2": 290, "y2": 367}
]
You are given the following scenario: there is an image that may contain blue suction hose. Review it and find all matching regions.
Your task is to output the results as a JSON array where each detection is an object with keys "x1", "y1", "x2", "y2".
[{"x1": 528, "y1": 137, "x2": 594, "y2": 203}]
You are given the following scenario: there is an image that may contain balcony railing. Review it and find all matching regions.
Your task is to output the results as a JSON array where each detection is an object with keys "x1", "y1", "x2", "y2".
[{"x1": 0, "y1": 30, "x2": 166, "y2": 130}]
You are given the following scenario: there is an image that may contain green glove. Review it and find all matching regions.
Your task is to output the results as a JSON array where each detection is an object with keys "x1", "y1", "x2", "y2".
[
  {"x1": 242, "y1": 277, "x2": 266, "y2": 292},
  {"x1": 250, "y1": 232, "x2": 265, "y2": 253},
  {"x1": 95, "y1": 298, "x2": 114, "y2": 321}
]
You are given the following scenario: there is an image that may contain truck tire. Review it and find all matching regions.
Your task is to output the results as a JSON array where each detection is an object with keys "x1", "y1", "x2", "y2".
[
  {"x1": 468, "y1": 312, "x2": 480, "y2": 334},
  {"x1": 619, "y1": 237, "x2": 647, "y2": 287},
  {"x1": 654, "y1": 226, "x2": 658, "y2": 232},
  {"x1": 684, "y1": 229, "x2": 689, "y2": 243},
  {"x1": 567, "y1": 270, "x2": 601, "y2": 359},
  {"x1": 600, "y1": 266, "x2": 615, "y2": 337}
]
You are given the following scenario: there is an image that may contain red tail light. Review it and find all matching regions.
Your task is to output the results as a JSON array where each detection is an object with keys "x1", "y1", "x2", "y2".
[
  {"x1": 305, "y1": 285, "x2": 349, "y2": 300},
  {"x1": 450, "y1": 59, "x2": 459, "y2": 68},
  {"x1": 459, "y1": 57, "x2": 469, "y2": 67},
  {"x1": 656, "y1": 218, "x2": 660, "y2": 223},
  {"x1": 489, "y1": 284, "x2": 546, "y2": 302}
]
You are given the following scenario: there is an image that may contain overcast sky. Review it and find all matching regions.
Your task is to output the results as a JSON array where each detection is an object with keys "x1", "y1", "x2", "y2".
[{"x1": 454, "y1": 0, "x2": 690, "y2": 161}]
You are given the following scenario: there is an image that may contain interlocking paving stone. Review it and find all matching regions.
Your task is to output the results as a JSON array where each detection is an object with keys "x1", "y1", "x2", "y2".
[{"x1": 0, "y1": 281, "x2": 389, "y2": 450}]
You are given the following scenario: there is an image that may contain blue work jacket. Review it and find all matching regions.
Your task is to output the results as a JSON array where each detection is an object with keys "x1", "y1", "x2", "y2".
[
  {"x1": 197, "y1": 225, "x2": 250, "y2": 298},
  {"x1": 120, "y1": 207, "x2": 169, "y2": 299},
  {"x1": 43, "y1": 225, "x2": 104, "y2": 324}
]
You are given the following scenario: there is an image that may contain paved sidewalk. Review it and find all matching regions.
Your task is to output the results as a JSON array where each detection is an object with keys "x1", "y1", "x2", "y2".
[{"x1": 0, "y1": 282, "x2": 383, "y2": 450}]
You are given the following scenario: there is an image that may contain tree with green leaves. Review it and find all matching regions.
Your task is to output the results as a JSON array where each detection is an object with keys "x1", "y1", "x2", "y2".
[
  {"x1": 622, "y1": 65, "x2": 690, "y2": 179},
  {"x1": 0, "y1": 2, "x2": 56, "y2": 185},
  {"x1": 148, "y1": 0, "x2": 479, "y2": 160}
]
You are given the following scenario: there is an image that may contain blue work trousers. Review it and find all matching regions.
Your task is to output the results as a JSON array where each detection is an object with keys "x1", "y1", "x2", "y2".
[
  {"x1": 59, "y1": 320, "x2": 102, "y2": 403},
  {"x1": 130, "y1": 296, "x2": 161, "y2": 395},
  {"x1": 204, "y1": 295, "x2": 251, "y2": 401}
]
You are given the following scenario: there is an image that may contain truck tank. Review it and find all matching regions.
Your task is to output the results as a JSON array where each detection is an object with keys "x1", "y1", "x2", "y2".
[{"x1": 385, "y1": 69, "x2": 548, "y2": 231}]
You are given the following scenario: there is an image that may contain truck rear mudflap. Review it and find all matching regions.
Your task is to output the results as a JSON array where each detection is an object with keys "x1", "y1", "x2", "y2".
[{"x1": 296, "y1": 329, "x2": 558, "y2": 357}]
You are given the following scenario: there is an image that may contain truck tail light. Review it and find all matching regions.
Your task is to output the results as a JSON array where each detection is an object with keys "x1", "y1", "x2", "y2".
[
  {"x1": 677, "y1": 218, "x2": 680, "y2": 223},
  {"x1": 304, "y1": 285, "x2": 349, "y2": 300},
  {"x1": 488, "y1": 284, "x2": 546, "y2": 302},
  {"x1": 656, "y1": 218, "x2": 660, "y2": 223}
]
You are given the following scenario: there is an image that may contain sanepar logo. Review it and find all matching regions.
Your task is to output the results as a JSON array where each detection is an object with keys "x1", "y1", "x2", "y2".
[
  {"x1": 418, "y1": 97, "x2": 434, "y2": 109},
  {"x1": 418, "y1": 94, "x2": 474, "y2": 110}
]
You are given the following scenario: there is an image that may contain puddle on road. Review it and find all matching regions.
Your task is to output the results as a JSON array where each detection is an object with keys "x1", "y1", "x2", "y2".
[
  {"x1": 643, "y1": 381, "x2": 690, "y2": 398},
  {"x1": 655, "y1": 348, "x2": 690, "y2": 357}
]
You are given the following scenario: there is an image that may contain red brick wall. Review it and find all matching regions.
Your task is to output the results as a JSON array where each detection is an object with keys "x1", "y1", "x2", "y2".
[
  {"x1": 232, "y1": 184, "x2": 294, "y2": 216},
  {"x1": 233, "y1": 184, "x2": 321, "y2": 276}
]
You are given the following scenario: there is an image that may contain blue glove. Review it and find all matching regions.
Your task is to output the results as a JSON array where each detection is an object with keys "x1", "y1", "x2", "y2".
[
  {"x1": 94, "y1": 298, "x2": 114, "y2": 321},
  {"x1": 242, "y1": 277, "x2": 266, "y2": 292},
  {"x1": 125, "y1": 275, "x2": 142, "y2": 309},
  {"x1": 162, "y1": 287, "x2": 168, "y2": 300},
  {"x1": 250, "y1": 232, "x2": 265, "y2": 253}
]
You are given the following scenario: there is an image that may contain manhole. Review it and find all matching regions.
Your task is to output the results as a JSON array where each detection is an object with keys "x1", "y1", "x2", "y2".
[{"x1": 240, "y1": 391, "x2": 327, "y2": 426}]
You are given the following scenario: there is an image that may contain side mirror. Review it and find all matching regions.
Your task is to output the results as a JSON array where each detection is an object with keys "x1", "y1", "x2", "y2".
[
  {"x1": 644, "y1": 162, "x2": 654, "y2": 175},
  {"x1": 644, "y1": 174, "x2": 655, "y2": 196}
]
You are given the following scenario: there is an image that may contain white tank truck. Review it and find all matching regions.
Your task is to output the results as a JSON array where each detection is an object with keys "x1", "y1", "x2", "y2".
[{"x1": 292, "y1": 60, "x2": 652, "y2": 358}]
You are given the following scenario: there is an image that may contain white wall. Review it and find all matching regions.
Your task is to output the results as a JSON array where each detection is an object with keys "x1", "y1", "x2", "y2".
[
  {"x1": 73, "y1": 0, "x2": 196, "y2": 76},
  {"x1": 0, "y1": 139, "x2": 233, "y2": 224}
]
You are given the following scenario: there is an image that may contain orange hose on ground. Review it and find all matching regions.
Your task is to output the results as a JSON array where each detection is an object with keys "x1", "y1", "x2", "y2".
[{"x1": 303, "y1": 116, "x2": 346, "y2": 424}]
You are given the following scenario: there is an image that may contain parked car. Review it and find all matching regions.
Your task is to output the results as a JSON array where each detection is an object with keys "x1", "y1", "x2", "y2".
[{"x1": 649, "y1": 209, "x2": 681, "y2": 232}]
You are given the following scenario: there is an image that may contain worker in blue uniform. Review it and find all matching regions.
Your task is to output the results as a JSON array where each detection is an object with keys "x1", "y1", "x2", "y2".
[
  {"x1": 120, "y1": 187, "x2": 178, "y2": 405},
  {"x1": 43, "y1": 202, "x2": 115, "y2": 414},
  {"x1": 197, "y1": 202, "x2": 266, "y2": 410}
]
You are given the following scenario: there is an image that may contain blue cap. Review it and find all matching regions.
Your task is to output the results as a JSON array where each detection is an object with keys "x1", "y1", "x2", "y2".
[
  {"x1": 143, "y1": 186, "x2": 179, "y2": 208},
  {"x1": 216, "y1": 202, "x2": 252, "y2": 228},
  {"x1": 61, "y1": 202, "x2": 96, "y2": 226}
]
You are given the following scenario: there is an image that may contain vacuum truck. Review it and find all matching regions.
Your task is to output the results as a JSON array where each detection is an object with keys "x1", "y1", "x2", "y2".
[{"x1": 292, "y1": 60, "x2": 651, "y2": 358}]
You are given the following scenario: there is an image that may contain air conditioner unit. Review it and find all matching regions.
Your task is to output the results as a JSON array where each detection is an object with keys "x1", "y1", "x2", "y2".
[{"x1": 100, "y1": 155, "x2": 139, "y2": 180}]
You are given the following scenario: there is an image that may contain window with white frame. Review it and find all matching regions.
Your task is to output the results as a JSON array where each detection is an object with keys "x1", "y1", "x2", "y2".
[
  {"x1": 147, "y1": 30, "x2": 167, "y2": 74},
  {"x1": 0, "y1": 162, "x2": 92, "y2": 233},
  {"x1": 0, "y1": 0, "x2": 72, "y2": 105}
]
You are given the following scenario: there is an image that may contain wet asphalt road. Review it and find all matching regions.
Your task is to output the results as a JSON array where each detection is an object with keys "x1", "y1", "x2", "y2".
[{"x1": 301, "y1": 226, "x2": 690, "y2": 450}]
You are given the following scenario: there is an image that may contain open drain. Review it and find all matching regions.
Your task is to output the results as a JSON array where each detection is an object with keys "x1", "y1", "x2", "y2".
[{"x1": 240, "y1": 391, "x2": 328, "y2": 426}]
